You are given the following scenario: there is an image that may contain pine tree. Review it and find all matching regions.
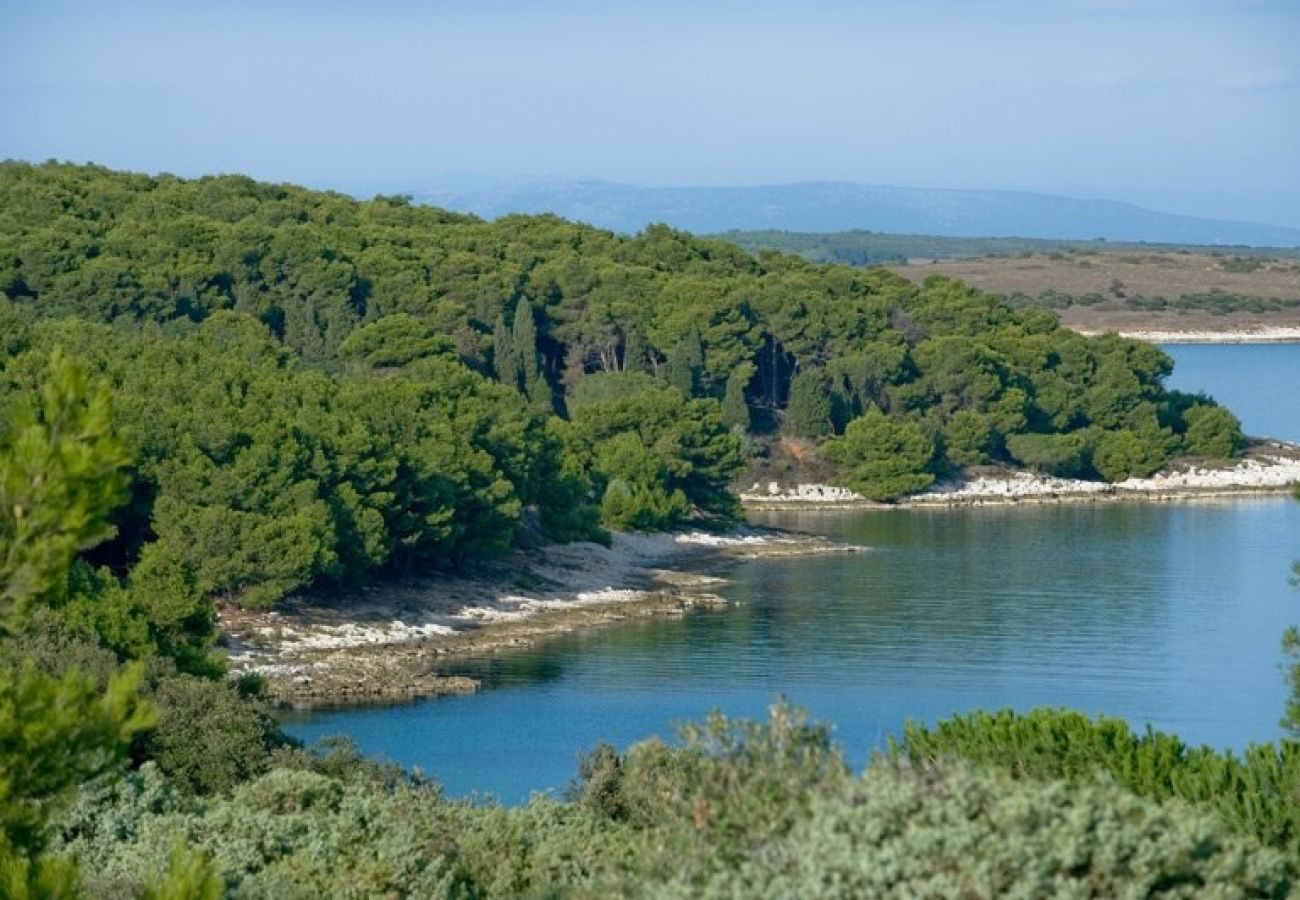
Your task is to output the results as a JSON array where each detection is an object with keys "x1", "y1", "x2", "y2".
[
  {"x1": 1, "y1": 350, "x2": 131, "y2": 620},
  {"x1": 0, "y1": 351, "x2": 159, "y2": 898}
]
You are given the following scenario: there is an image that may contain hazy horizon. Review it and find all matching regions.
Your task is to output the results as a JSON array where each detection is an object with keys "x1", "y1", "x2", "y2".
[{"x1": 3, "y1": 0, "x2": 1298, "y2": 228}]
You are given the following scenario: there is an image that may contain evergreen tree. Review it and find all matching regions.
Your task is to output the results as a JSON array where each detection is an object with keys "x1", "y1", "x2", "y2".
[
  {"x1": 493, "y1": 312, "x2": 519, "y2": 390},
  {"x1": 622, "y1": 328, "x2": 646, "y2": 373},
  {"x1": 785, "y1": 368, "x2": 834, "y2": 439},
  {"x1": 666, "y1": 329, "x2": 704, "y2": 397},
  {"x1": 824, "y1": 408, "x2": 935, "y2": 500},
  {"x1": 0, "y1": 352, "x2": 158, "y2": 898},
  {"x1": 723, "y1": 366, "x2": 752, "y2": 432},
  {"x1": 1, "y1": 349, "x2": 130, "y2": 620},
  {"x1": 513, "y1": 299, "x2": 552, "y2": 412}
]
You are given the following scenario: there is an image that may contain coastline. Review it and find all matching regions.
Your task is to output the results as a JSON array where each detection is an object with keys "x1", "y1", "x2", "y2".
[
  {"x1": 1071, "y1": 326, "x2": 1300, "y2": 344},
  {"x1": 235, "y1": 443, "x2": 1300, "y2": 709},
  {"x1": 225, "y1": 529, "x2": 859, "y2": 708},
  {"x1": 742, "y1": 442, "x2": 1300, "y2": 511}
]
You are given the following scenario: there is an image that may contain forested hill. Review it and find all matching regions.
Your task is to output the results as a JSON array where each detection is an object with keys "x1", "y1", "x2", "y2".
[{"x1": 0, "y1": 161, "x2": 1243, "y2": 609}]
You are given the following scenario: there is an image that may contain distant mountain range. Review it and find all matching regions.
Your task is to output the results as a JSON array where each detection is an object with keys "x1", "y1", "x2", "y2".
[{"x1": 411, "y1": 179, "x2": 1300, "y2": 247}]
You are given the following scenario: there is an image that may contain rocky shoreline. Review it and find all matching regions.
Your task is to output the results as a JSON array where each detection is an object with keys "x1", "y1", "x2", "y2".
[
  {"x1": 742, "y1": 442, "x2": 1300, "y2": 510},
  {"x1": 1073, "y1": 326, "x2": 1300, "y2": 344},
  {"x1": 225, "y1": 529, "x2": 860, "y2": 708},
  {"x1": 232, "y1": 443, "x2": 1299, "y2": 708}
]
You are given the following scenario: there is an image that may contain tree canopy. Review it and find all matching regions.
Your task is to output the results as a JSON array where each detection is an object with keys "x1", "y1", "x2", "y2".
[{"x1": 0, "y1": 161, "x2": 1245, "y2": 601}]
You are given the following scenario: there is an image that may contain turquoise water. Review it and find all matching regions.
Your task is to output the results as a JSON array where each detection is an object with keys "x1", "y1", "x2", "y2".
[{"x1": 285, "y1": 344, "x2": 1300, "y2": 803}]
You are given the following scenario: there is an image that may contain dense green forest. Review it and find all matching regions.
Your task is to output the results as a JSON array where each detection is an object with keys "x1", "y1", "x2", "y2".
[
  {"x1": 0, "y1": 162, "x2": 1243, "y2": 581},
  {"x1": 0, "y1": 162, "x2": 1292, "y2": 897}
]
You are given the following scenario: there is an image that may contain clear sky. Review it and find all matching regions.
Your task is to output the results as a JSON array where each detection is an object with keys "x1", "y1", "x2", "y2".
[{"x1": 2, "y1": 0, "x2": 1297, "y2": 226}]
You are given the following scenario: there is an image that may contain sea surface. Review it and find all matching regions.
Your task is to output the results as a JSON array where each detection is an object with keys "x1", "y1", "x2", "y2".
[{"x1": 285, "y1": 343, "x2": 1300, "y2": 802}]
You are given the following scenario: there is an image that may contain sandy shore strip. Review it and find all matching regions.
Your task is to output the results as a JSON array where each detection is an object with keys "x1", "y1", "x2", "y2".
[
  {"x1": 224, "y1": 528, "x2": 860, "y2": 707},
  {"x1": 1073, "y1": 326, "x2": 1300, "y2": 344},
  {"x1": 743, "y1": 442, "x2": 1300, "y2": 510}
]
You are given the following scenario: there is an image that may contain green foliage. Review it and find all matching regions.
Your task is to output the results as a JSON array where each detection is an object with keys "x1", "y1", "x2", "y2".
[
  {"x1": 784, "y1": 368, "x2": 834, "y2": 439},
  {"x1": 941, "y1": 408, "x2": 995, "y2": 467},
  {"x1": 137, "y1": 672, "x2": 288, "y2": 796},
  {"x1": 894, "y1": 707, "x2": 1300, "y2": 857},
  {"x1": 57, "y1": 706, "x2": 1299, "y2": 898},
  {"x1": 666, "y1": 328, "x2": 704, "y2": 398},
  {"x1": 1183, "y1": 403, "x2": 1246, "y2": 458},
  {"x1": 1284, "y1": 626, "x2": 1300, "y2": 740},
  {"x1": 721, "y1": 365, "x2": 752, "y2": 432},
  {"x1": 0, "y1": 663, "x2": 153, "y2": 890},
  {"x1": 595, "y1": 434, "x2": 693, "y2": 530},
  {"x1": 0, "y1": 162, "x2": 1256, "y2": 611},
  {"x1": 0, "y1": 162, "x2": 1249, "y2": 531},
  {"x1": 492, "y1": 312, "x2": 518, "y2": 389},
  {"x1": 0, "y1": 350, "x2": 129, "y2": 620},
  {"x1": 1090, "y1": 427, "x2": 1167, "y2": 481},
  {"x1": 573, "y1": 703, "x2": 848, "y2": 847},
  {"x1": 567, "y1": 370, "x2": 660, "y2": 412},
  {"x1": 715, "y1": 763, "x2": 1293, "y2": 898},
  {"x1": 1, "y1": 315, "x2": 603, "y2": 608},
  {"x1": 513, "y1": 298, "x2": 553, "y2": 412},
  {"x1": 573, "y1": 384, "x2": 746, "y2": 526},
  {"x1": 1006, "y1": 431, "x2": 1089, "y2": 477},
  {"x1": 336, "y1": 314, "x2": 454, "y2": 369},
  {"x1": 141, "y1": 846, "x2": 223, "y2": 900},
  {"x1": 824, "y1": 408, "x2": 935, "y2": 500}
]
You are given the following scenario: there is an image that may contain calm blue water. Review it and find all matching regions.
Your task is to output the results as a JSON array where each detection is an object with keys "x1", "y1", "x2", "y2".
[
  {"x1": 1165, "y1": 342, "x2": 1300, "y2": 442},
  {"x1": 286, "y1": 343, "x2": 1300, "y2": 803}
]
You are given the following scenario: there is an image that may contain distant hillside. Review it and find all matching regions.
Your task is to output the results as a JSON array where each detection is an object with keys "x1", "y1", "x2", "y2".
[{"x1": 413, "y1": 180, "x2": 1300, "y2": 247}]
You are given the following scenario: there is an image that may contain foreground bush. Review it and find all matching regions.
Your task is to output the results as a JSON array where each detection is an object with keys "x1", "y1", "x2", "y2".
[
  {"x1": 672, "y1": 764, "x2": 1293, "y2": 899},
  {"x1": 57, "y1": 706, "x2": 1297, "y2": 898},
  {"x1": 894, "y1": 707, "x2": 1300, "y2": 856}
]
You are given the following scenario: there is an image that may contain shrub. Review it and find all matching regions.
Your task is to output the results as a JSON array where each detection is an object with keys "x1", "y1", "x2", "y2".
[
  {"x1": 894, "y1": 707, "x2": 1300, "y2": 856},
  {"x1": 701, "y1": 764, "x2": 1294, "y2": 898},
  {"x1": 941, "y1": 409, "x2": 994, "y2": 468},
  {"x1": 1006, "y1": 431, "x2": 1088, "y2": 478},
  {"x1": 1183, "y1": 404, "x2": 1245, "y2": 458},
  {"x1": 824, "y1": 409, "x2": 935, "y2": 500},
  {"x1": 136, "y1": 669, "x2": 290, "y2": 796},
  {"x1": 1090, "y1": 427, "x2": 1166, "y2": 481}
]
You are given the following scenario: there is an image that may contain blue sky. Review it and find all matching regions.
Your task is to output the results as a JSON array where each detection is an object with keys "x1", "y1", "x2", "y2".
[{"x1": 2, "y1": 0, "x2": 1297, "y2": 226}]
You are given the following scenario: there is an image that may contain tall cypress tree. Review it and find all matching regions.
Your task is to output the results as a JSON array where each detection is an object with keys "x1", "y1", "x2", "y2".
[
  {"x1": 493, "y1": 312, "x2": 519, "y2": 390},
  {"x1": 622, "y1": 328, "x2": 646, "y2": 373},
  {"x1": 513, "y1": 299, "x2": 553, "y2": 412},
  {"x1": 722, "y1": 367, "x2": 752, "y2": 432},
  {"x1": 786, "y1": 368, "x2": 834, "y2": 439},
  {"x1": 666, "y1": 328, "x2": 704, "y2": 397}
]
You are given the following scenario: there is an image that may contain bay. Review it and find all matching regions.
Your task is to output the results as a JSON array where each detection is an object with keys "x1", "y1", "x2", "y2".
[{"x1": 285, "y1": 343, "x2": 1300, "y2": 803}]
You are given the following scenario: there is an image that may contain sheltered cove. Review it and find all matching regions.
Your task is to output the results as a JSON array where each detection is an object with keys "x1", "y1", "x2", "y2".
[{"x1": 232, "y1": 440, "x2": 1300, "y2": 708}]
